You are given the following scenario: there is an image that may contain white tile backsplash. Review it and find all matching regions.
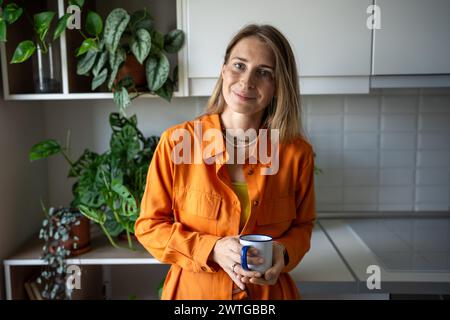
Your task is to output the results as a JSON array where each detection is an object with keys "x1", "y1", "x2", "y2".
[
  {"x1": 345, "y1": 96, "x2": 380, "y2": 114},
  {"x1": 380, "y1": 169, "x2": 415, "y2": 186},
  {"x1": 416, "y1": 168, "x2": 450, "y2": 186},
  {"x1": 382, "y1": 96, "x2": 419, "y2": 114},
  {"x1": 414, "y1": 204, "x2": 450, "y2": 211},
  {"x1": 343, "y1": 150, "x2": 378, "y2": 168},
  {"x1": 344, "y1": 187, "x2": 378, "y2": 204},
  {"x1": 418, "y1": 133, "x2": 450, "y2": 149},
  {"x1": 381, "y1": 114, "x2": 417, "y2": 132},
  {"x1": 315, "y1": 169, "x2": 343, "y2": 187},
  {"x1": 381, "y1": 133, "x2": 416, "y2": 149},
  {"x1": 307, "y1": 96, "x2": 344, "y2": 114},
  {"x1": 308, "y1": 89, "x2": 450, "y2": 212},
  {"x1": 420, "y1": 96, "x2": 450, "y2": 112},
  {"x1": 379, "y1": 187, "x2": 414, "y2": 204},
  {"x1": 307, "y1": 115, "x2": 343, "y2": 132},
  {"x1": 344, "y1": 133, "x2": 378, "y2": 149},
  {"x1": 345, "y1": 115, "x2": 379, "y2": 132},
  {"x1": 417, "y1": 150, "x2": 450, "y2": 167},
  {"x1": 316, "y1": 187, "x2": 343, "y2": 203},
  {"x1": 344, "y1": 169, "x2": 378, "y2": 186},
  {"x1": 419, "y1": 114, "x2": 450, "y2": 131},
  {"x1": 309, "y1": 134, "x2": 342, "y2": 150},
  {"x1": 380, "y1": 150, "x2": 416, "y2": 168},
  {"x1": 415, "y1": 186, "x2": 450, "y2": 203}
]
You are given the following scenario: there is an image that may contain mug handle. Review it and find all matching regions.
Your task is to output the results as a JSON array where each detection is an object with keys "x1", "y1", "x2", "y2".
[{"x1": 241, "y1": 246, "x2": 250, "y2": 271}]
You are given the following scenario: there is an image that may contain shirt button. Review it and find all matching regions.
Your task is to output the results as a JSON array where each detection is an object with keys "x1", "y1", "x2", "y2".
[
  {"x1": 253, "y1": 200, "x2": 259, "y2": 206},
  {"x1": 248, "y1": 169, "x2": 254, "y2": 175},
  {"x1": 201, "y1": 266, "x2": 207, "y2": 271}
]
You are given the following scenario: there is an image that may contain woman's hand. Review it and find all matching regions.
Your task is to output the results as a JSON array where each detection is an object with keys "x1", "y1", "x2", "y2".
[
  {"x1": 211, "y1": 236, "x2": 263, "y2": 291},
  {"x1": 240, "y1": 242, "x2": 286, "y2": 286}
]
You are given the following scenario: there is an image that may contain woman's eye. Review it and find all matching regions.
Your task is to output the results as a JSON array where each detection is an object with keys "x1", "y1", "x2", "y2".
[
  {"x1": 233, "y1": 63, "x2": 244, "y2": 70},
  {"x1": 258, "y1": 69, "x2": 273, "y2": 78}
]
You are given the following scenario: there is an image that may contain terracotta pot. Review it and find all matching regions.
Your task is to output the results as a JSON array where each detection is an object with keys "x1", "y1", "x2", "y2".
[
  {"x1": 115, "y1": 54, "x2": 147, "y2": 91},
  {"x1": 48, "y1": 215, "x2": 91, "y2": 257}
]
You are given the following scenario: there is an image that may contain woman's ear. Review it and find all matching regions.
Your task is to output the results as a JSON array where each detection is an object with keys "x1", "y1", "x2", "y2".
[{"x1": 221, "y1": 64, "x2": 226, "y2": 78}]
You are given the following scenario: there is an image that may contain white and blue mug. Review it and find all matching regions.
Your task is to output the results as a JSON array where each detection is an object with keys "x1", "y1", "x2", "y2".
[{"x1": 239, "y1": 234, "x2": 273, "y2": 273}]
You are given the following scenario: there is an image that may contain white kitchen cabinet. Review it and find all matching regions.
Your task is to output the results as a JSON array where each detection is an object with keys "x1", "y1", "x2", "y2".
[
  {"x1": 186, "y1": 0, "x2": 373, "y2": 95},
  {"x1": 372, "y1": 0, "x2": 450, "y2": 78}
]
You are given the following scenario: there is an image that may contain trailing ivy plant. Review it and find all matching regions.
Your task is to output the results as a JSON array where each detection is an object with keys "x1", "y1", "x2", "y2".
[
  {"x1": 0, "y1": 0, "x2": 79, "y2": 63},
  {"x1": 74, "y1": 6, "x2": 184, "y2": 114},
  {"x1": 37, "y1": 206, "x2": 80, "y2": 300},
  {"x1": 29, "y1": 112, "x2": 159, "y2": 250}
]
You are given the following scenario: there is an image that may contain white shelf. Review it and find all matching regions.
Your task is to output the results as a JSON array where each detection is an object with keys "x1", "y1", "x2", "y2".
[{"x1": 0, "y1": 0, "x2": 188, "y2": 100}]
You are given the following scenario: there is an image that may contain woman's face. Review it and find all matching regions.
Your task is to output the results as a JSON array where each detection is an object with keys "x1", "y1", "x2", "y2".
[{"x1": 221, "y1": 36, "x2": 276, "y2": 117}]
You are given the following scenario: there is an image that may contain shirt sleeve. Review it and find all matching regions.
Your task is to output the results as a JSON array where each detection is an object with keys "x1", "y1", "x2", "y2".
[
  {"x1": 275, "y1": 145, "x2": 316, "y2": 273},
  {"x1": 134, "y1": 129, "x2": 221, "y2": 273}
]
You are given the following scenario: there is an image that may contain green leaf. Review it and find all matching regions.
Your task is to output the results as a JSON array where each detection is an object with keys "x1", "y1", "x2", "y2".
[
  {"x1": 104, "y1": 211, "x2": 124, "y2": 237},
  {"x1": 76, "y1": 38, "x2": 97, "y2": 56},
  {"x1": 130, "y1": 28, "x2": 151, "y2": 65},
  {"x1": 117, "y1": 75, "x2": 134, "y2": 90},
  {"x1": 68, "y1": 0, "x2": 84, "y2": 8},
  {"x1": 3, "y1": 3, "x2": 23, "y2": 25},
  {"x1": 92, "y1": 49, "x2": 108, "y2": 76},
  {"x1": 68, "y1": 149, "x2": 98, "y2": 177},
  {"x1": 155, "y1": 78, "x2": 174, "y2": 102},
  {"x1": 86, "y1": 11, "x2": 103, "y2": 37},
  {"x1": 113, "y1": 86, "x2": 131, "y2": 114},
  {"x1": 164, "y1": 29, "x2": 184, "y2": 53},
  {"x1": 104, "y1": 8, "x2": 130, "y2": 55},
  {"x1": 129, "y1": 9, "x2": 153, "y2": 32},
  {"x1": 78, "y1": 205, "x2": 106, "y2": 224},
  {"x1": 107, "y1": 46, "x2": 126, "y2": 90},
  {"x1": 0, "y1": 19, "x2": 6, "y2": 42},
  {"x1": 0, "y1": 1, "x2": 3, "y2": 7},
  {"x1": 151, "y1": 30, "x2": 164, "y2": 51},
  {"x1": 146, "y1": 51, "x2": 169, "y2": 92},
  {"x1": 110, "y1": 124, "x2": 140, "y2": 161},
  {"x1": 53, "y1": 13, "x2": 70, "y2": 40},
  {"x1": 10, "y1": 40, "x2": 36, "y2": 63},
  {"x1": 34, "y1": 11, "x2": 55, "y2": 43},
  {"x1": 76, "y1": 48, "x2": 97, "y2": 75},
  {"x1": 29, "y1": 140, "x2": 61, "y2": 161},
  {"x1": 91, "y1": 68, "x2": 107, "y2": 90},
  {"x1": 111, "y1": 183, "x2": 138, "y2": 217}
]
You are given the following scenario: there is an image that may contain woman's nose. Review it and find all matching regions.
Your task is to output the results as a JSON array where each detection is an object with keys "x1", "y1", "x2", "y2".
[{"x1": 240, "y1": 71, "x2": 255, "y2": 88}]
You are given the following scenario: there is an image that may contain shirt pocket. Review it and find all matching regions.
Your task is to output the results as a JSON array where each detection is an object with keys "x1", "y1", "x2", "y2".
[
  {"x1": 257, "y1": 195, "x2": 297, "y2": 226},
  {"x1": 173, "y1": 187, "x2": 222, "y2": 221}
]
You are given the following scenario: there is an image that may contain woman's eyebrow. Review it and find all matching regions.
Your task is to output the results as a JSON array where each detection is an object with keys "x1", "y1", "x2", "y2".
[{"x1": 231, "y1": 56, "x2": 274, "y2": 70}]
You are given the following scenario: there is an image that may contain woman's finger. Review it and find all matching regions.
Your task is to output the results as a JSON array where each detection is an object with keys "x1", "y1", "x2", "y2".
[{"x1": 233, "y1": 264, "x2": 262, "y2": 278}]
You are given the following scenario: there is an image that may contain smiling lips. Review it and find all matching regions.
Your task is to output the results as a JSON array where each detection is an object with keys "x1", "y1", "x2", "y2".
[{"x1": 234, "y1": 91, "x2": 256, "y2": 101}]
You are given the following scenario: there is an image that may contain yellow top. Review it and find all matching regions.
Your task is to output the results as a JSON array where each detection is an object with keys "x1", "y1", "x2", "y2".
[{"x1": 231, "y1": 181, "x2": 250, "y2": 232}]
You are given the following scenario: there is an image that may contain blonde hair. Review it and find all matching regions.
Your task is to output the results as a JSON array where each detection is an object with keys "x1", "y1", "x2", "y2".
[{"x1": 206, "y1": 24, "x2": 305, "y2": 143}]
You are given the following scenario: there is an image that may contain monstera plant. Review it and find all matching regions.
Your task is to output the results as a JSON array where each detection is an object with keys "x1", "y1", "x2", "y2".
[
  {"x1": 74, "y1": 5, "x2": 184, "y2": 114},
  {"x1": 29, "y1": 113, "x2": 160, "y2": 250}
]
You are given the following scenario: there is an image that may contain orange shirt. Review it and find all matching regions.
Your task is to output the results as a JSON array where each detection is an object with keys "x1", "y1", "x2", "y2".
[{"x1": 135, "y1": 113, "x2": 316, "y2": 300}]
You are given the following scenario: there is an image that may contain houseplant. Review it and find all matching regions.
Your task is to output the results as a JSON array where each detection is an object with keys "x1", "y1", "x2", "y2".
[
  {"x1": 0, "y1": 0, "x2": 81, "y2": 92},
  {"x1": 37, "y1": 206, "x2": 89, "y2": 300},
  {"x1": 73, "y1": 5, "x2": 184, "y2": 114},
  {"x1": 29, "y1": 112, "x2": 159, "y2": 250}
]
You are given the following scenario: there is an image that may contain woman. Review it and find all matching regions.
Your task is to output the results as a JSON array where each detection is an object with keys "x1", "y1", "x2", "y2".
[{"x1": 135, "y1": 24, "x2": 316, "y2": 300}]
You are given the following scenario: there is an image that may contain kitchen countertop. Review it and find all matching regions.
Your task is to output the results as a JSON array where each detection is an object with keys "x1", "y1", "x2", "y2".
[
  {"x1": 5, "y1": 218, "x2": 449, "y2": 298},
  {"x1": 320, "y1": 218, "x2": 450, "y2": 295}
]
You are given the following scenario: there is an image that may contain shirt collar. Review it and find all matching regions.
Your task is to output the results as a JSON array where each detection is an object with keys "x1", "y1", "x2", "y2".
[{"x1": 199, "y1": 113, "x2": 274, "y2": 168}]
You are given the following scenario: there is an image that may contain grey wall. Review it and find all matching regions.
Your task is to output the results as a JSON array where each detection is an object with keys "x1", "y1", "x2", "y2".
[{"x1": 0, "y1": 78, "x2": 48, "y2": 299}]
